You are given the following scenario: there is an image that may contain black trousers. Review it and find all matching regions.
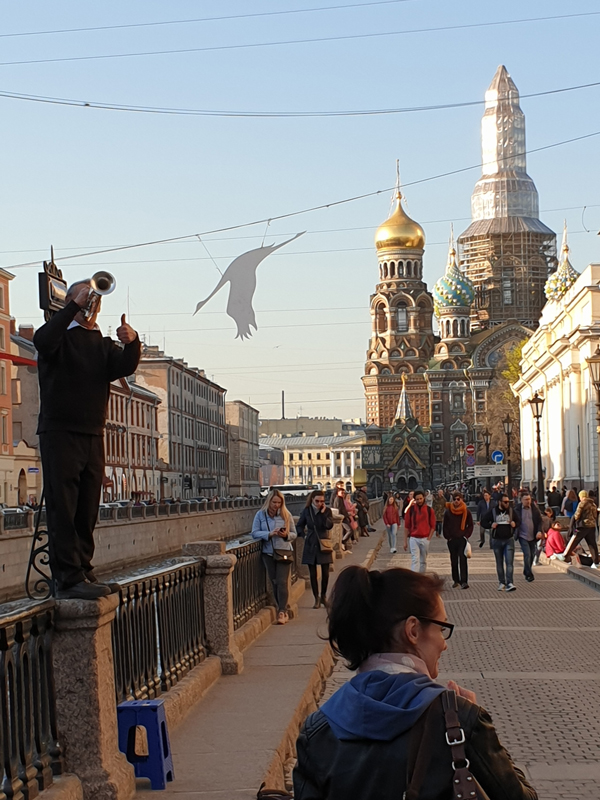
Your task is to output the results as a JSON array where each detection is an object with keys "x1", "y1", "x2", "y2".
[
  {"x1": 40, "y1": 431, "x2": 105, "y2": 589},
  {"x1": 308, "y1": 564, "x2": 330, "y2": 599},
  {"x1": 447, "y1": 536, "x2": 468, "y2": 585}
]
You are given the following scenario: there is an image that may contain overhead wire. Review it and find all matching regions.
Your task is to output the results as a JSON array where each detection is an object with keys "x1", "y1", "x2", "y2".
[
  {"x1": 3, "y1": 128, "x2": 600, "y2": 272},
  {"x1": 1, "y1": 78, "x2": 599, "y2": 118},
  {"x1": 0, "y1": 0, "x2": 420, "y2": 39},
  {"x1": 0, "y1": 11, "x2": 598, "y2": 68}
]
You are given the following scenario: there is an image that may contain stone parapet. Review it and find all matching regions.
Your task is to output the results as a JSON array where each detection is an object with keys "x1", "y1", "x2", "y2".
[{"x1": 52, "y1": 595, "x2": 135, "y2": 800}]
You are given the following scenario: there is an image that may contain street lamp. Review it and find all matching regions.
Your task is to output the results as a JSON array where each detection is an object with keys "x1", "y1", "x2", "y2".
[
  {"x1": 458, "y1": 445, "x2": 465, "y2": 484},
  {"x1": 529, "y1": 393, "x2": 545, "y2": 506},
  {"x1": 502, "y1": 415, "x2": 514, "y2": 494},
  {"x1": 483, "y1": 428, "x2": 492, "y2": 464},
  {"x1": 585, "y1": 345, "x2": 600, "y2": 495}
]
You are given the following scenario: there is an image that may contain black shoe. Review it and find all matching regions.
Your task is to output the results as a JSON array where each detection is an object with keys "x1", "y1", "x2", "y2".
[
  {"x1": 312, "y1": 598, "x2": 321, "y2": 609},
  {"x1": 56, "y1": 581, "x2": 111, "y2": 600},
  {"x1": 461, "y1": 583, "x2": 469, "y2": 590},
  {"x1": 525, "y1": 575, "x2": 535, "y2": 582},
  {"x1": 479, "y1": 541, "x2": 485, "y2": 548},
  {"x1": 367, "y1": 527, "x2": 376, "y2": 533},
  {"x1": 85, "y1": 571, "x2": 120, "y2": 593}
]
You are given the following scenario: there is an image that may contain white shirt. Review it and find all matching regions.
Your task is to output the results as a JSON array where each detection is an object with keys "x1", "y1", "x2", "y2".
[{"x1": 67, "y1": 320, "x2": 100, "y2": 331}]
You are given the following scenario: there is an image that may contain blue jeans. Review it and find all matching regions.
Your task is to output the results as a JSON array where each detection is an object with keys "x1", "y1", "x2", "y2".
[
  {"x1": 491, "y1": 537, "x2": 515, "y2": 585},
  {"x1": 409, "y1": 537, "x2": 429, "y2": 573},
  {"x1": 519, "y1": 537, "x2": 537, "y2": 578},
  {"x1": 386, "y1": 523, "x2": 398, "y2": 550}
]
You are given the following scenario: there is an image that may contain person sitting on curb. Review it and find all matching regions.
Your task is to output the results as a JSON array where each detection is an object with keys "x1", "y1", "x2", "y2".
[
  {"x1": 482, "y1": 494, "x2": 518, "y2": 592},
  {"x1": 442, "y1": 492, "x2": 474, "y2": 590},
  {"x1": 545, "y1": 522, "x2": 567, "y2": 560},
  {"x1": 404, "y1": 490, "x2": 436, "y2": 573},
  {"x1": 515, "y1": 494, "x2": 543, "y2": 583},
  {"x1": 557, "y1": 490, "x2": 600, "y2": 569}
]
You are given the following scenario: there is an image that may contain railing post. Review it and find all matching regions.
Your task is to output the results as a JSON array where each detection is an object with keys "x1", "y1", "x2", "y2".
[
  {"x1": 182, "y1": 541, "x2": 243, "y2": 675},
  {"x1": 52, "y1": 596, "x2": 135, "y2": 800}
]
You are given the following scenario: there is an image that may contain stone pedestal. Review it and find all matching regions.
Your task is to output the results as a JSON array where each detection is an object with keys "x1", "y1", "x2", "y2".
[
  {"x1": 183, "y1": 541, "x2": 244, "y2": 675},
  {"x1": 52, "y1": 596, "x2": 135, "y2": 800}
]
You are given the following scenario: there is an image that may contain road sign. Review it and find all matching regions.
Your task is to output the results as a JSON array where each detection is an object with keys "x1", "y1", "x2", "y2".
[
  {"x1": 465, "y1": 454, "x2": 476, "y2": 467},
  {"x1": 475, "y1": 464, "x2": 507, "y2": 478},
  {"x1": 465, "y1": 467, "x2": 475, "y2": 478},
  {"x1": 491, "y1": 450, "x2": 504, "y2": 463},
  {"x1": 465, "y1": 444, "x2": 475, "y2": 456}
]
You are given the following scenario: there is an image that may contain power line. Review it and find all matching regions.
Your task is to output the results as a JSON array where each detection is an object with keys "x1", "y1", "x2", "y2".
[
  {"x1": 1, "y1": 78, "x2": 599, "y2": 118},
  {"x1": 0, "y1": 11, "x2": 598, "y2": 68},
  {"x1": 3, "y1": 127, "x2": 599, "y2": 273},
  {"x1": 2, "y1": 205, "x2": 597, "y2": 256},
  {"x1": 0, "y1": 1, "x2": 418, "y2": 39}
]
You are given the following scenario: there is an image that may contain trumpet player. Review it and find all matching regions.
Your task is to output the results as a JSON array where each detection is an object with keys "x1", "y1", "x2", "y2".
[{"x1": 34, "y1": 278, "x2": 140, "y2": 599}]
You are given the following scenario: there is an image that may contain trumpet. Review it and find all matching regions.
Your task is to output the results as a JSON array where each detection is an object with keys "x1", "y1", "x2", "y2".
[{"x1": 81, "y1": 271, "x2": 116, "y2": 320}]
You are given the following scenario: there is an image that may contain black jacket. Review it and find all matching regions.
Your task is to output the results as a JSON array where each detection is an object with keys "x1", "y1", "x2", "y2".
[
  {"x1": 297, "y1": 506, "x2": 334, "y2": 565},
  {"x1": 476, "y1": 497, "x2": 496, "y2": 527},
  {"x1": 34, "y1": 301, "x2": 141, "y2": 436},
  {"x1": 293, "y1": 697, "x2": 537, "y2": 800}
]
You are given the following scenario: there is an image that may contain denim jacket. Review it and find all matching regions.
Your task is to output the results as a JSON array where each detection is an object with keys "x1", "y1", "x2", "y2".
[{"x1": 251, "y1": 510, "x2": 297, "y2": 555}]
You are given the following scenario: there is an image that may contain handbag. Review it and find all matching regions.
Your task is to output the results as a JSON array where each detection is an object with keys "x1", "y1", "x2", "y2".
[
  {"x1": 464, "y1": 540, "x2": 472, "y2": 558},
  {"x1": 264, "y1": 512, "x2": 294, "y2": 563},
  {"x1": 310, "y1": 507, "x2": 333, "y2": 553}
]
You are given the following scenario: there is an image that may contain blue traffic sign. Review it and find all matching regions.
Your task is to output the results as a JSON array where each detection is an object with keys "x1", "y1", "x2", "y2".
[{"x1": 491, "y1": 450, "x2": 504, "y2": 464}]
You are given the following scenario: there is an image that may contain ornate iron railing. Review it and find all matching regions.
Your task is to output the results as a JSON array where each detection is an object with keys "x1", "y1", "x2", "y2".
[
  {"x1": 4, "y1": 512, "x2": 28, "y2": 530},
  {"x1": 111, "y1": 559, "x2": 208, "y2": 704},
  {"x1": 229, "y1": 540, "x2": 270, "y2": 631},
  {"x1": 0, "y1": 599, "x2": 63, "y2": 798}
]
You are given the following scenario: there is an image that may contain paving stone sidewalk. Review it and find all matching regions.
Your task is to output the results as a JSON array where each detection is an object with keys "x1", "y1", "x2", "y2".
[{"x1": 320, "y1": 528, "x2": 600, "y2": 800}]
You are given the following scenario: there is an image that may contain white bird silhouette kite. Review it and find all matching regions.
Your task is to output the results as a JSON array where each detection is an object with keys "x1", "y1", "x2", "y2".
[{"x1": 193, "y1": 232, "x2": 305, "y2": 339}]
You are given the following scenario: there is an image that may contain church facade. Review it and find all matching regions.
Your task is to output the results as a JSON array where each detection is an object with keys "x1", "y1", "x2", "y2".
[{"x1": 361, "y1": 66, "x2": 557, "y2": 494}]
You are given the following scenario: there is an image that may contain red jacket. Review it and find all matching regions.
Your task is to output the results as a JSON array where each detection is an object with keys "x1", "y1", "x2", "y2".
[
  {"x1": 406, "y1": 504, "x2": 436, "y2": 538},
  {"x1": 383, "y1": 505, "x2": 401, "y2": 526}
]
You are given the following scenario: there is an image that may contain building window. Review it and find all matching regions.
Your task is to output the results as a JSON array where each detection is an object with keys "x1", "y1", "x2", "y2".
[
  {"x1": 1, "y1": 414, "x2": 7, "y2": 444},
  {"x1": 502, "y1": 273, "x2": 513, "y2": 305},
  {"x1": 0, "y1": 362, "x2": 5, "y2": 395},
  {"x1": 396, "y1": 305, "x2": 408, "y2": 332}
]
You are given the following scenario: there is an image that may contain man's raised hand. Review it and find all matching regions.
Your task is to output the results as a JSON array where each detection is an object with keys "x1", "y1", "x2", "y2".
[{"x1": 116, "y1": 314, "x2": 137, "y2": 345}]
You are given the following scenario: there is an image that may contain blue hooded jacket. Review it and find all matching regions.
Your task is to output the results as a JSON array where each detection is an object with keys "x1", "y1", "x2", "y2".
[{"x1": 320, "y1": 670, "x2": 446, "y2": 742}]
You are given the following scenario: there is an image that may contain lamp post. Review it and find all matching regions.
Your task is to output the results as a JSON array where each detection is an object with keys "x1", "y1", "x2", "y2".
[
  {"x1": 529, "y1": 393, "x2": 545, "y2": 506},
  {"x1": 585, "y1": 345, "x2": 600, "y2": 495},
  {"x1": 483, "y1": 428, "x2": 492, "y2": 464},
  {"x1": 459, "y1": 445, "x2": 465, "y2": 485},
  {"x1": 502, "y1": 415, "x2": 514, "y2": 494}
]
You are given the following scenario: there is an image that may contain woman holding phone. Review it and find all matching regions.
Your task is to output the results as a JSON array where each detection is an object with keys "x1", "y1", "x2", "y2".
[{"x1": 252, "y1": 489, "x2": 297, "y2": 625}]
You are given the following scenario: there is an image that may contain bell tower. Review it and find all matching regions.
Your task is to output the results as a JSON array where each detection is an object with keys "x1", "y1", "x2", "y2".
[{"x1": 362, "y1": 170, "x2": 435, "y2": 429}]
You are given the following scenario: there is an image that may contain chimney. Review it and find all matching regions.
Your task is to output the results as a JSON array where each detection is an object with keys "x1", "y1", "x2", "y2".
[
  {"x1": 10, "y1": 319, "x2": 16, "y2": 335},
  {"x1": 18, "y1": 325, "x2": 35, "y2": 341}
]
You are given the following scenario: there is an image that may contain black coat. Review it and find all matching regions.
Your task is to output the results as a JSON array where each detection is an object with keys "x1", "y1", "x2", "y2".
[
  {"x1": 293, "y1": 696, "x2": 537, "y2": 800},
  {"x1": 297, "y1": 506, "x2": 334, "y2": 565}
]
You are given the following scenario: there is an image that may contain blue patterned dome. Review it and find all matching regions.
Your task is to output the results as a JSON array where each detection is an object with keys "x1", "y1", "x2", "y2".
[
  {"x1": 545, "y1": 223, "x2": 579, "y2": 302},
  {"x1": 433, "y1": 242, "x2": 475, "y2": 318}
]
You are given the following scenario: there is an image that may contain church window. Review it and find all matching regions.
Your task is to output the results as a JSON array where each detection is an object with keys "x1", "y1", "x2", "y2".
[
  {"x1": 406, "y1": 262, "x2": 412, "y2": 277},
  {"x1": 502, "y1": 271, "x2": 514, "y2": 305},
  {"x1": 390, "y1": 261, "x2": 396, "y2": 277},
  {"x1": 381, "y1": 368, "x2": 391, "y2": 375},
  {"x1": 452, "y1": 320, "x2": 459, "y2": 338},
  {"x1": 460, "y1": 319, "x2": 467, "y2": 337},
  {"x1": 383, "y1": 262, "x2": 388, "y2": 278},
  {"x1": 376, "y1": 304, "x2": 386, "y2": 333},
  {"x1": 396, "y1": 304, "x2": 408, "y2": 332}
]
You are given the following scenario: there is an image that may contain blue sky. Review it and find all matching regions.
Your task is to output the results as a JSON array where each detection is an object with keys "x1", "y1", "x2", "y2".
[{"x1": 2, "y1": 0, "x2": 599, "y2": 420}]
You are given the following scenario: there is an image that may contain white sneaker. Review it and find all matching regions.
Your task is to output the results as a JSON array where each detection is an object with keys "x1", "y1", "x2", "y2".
[
  {"x1": 591, "y1": 563, "x2": 599, "y2": 570},
  {"x1": 506, "y1": 583, "x2": 517, "y2": 592},
  {"x1": 390, "y1": 548, "x2": 397, "y2": 554},
  {"x1": 555, "y1": 554, "x2": 566, "y2": 561},
  {"x1": 497, "y1": 583, "x2": 505, "y2": 591}
]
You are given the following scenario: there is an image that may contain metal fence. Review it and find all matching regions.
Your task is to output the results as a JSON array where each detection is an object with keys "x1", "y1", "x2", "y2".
[
  {"x1": 111, "y1": 559, "x2": 208, "y2": 704},
  {"x1": 0, "y1": 599, "x2": 63, "y2": 797},
  {"x1": 229, "y1": 540, "x2": 272, "y2": 630}
]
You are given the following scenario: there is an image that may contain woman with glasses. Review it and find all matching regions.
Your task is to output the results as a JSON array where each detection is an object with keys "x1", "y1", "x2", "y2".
[{"x1": 293, "y1": 566, "x2": 537, "y2": 800}]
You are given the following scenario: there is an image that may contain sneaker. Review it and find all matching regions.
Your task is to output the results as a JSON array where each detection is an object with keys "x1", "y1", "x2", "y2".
[
  {"x1": 390, "y1": 548, "x2": 397, "y2": 554},
  {"x1": 277, "y1": 611, "x2": 288, "y2": 625},
  {"x1": 460, "y1": 583, "x2": 469, "y2": 590},
  {"x1": 56, "y1": 581, "x2": 111, "y2": 600},
  {"x1": 479, "y1": 541, "x2": 485, "y2": 548},
  {"x1": 85, "y1": 571, "x2": 121, "y2": 594},
  {"x1": 497, "y1": 583, "x2": 505, "y2": 591},
  {"x1": 591, "y1": 564, "x2": 599, "y2": 570},
  {"x1": 555, "y1": 554, "x2": 567, "y2": 561},
  {"x1": 452, "y1": 582, "x2": 460, "y2": 588},
  {"x1": 506, "y1": 583, "x2": 517, "y2": 592},
  {"x1": 525, "y1": 575, "x2": 535, "y2": 582}
]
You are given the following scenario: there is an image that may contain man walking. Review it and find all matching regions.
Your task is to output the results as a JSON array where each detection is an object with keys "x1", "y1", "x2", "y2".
[
  {"x1": 516, "y1": 493, "x2": 543, "y2": 582},
  {"x1": 484, "y1": 494, "x2": 518, "y2": 591},
  {"x1": 547, "y1": 485, "x2": 562, "y2": 517},
  {"x1": 403, "y1": 489, "x2": 436, "y2": 572},
  {"x1": 476, "y1": 488, "x2": 496, "y2": 548},
  {"x1": 35, "y1": 282, "x2": 140, "y2": 599},
  {"x1": 432, "y1": 489, "x2": 446, "y2": 537}
]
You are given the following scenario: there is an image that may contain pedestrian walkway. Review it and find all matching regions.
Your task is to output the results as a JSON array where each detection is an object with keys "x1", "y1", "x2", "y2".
[
  {"x1": 133, "y1": 528, "x2": 383, "y2": 799},
  {"x1": 321, "y1": 529, "x2": 600, "y2": 800}
]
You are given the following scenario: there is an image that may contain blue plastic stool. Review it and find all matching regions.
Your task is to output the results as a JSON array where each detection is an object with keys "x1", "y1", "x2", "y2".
[{"x1": 117, "y1": 699, "x2": 175, "y2": 790}]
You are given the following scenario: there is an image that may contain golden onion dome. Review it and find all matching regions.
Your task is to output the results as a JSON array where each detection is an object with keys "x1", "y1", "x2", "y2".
[{"x1": 375, "y1": 192, "x2": 425, "y2": 250}]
